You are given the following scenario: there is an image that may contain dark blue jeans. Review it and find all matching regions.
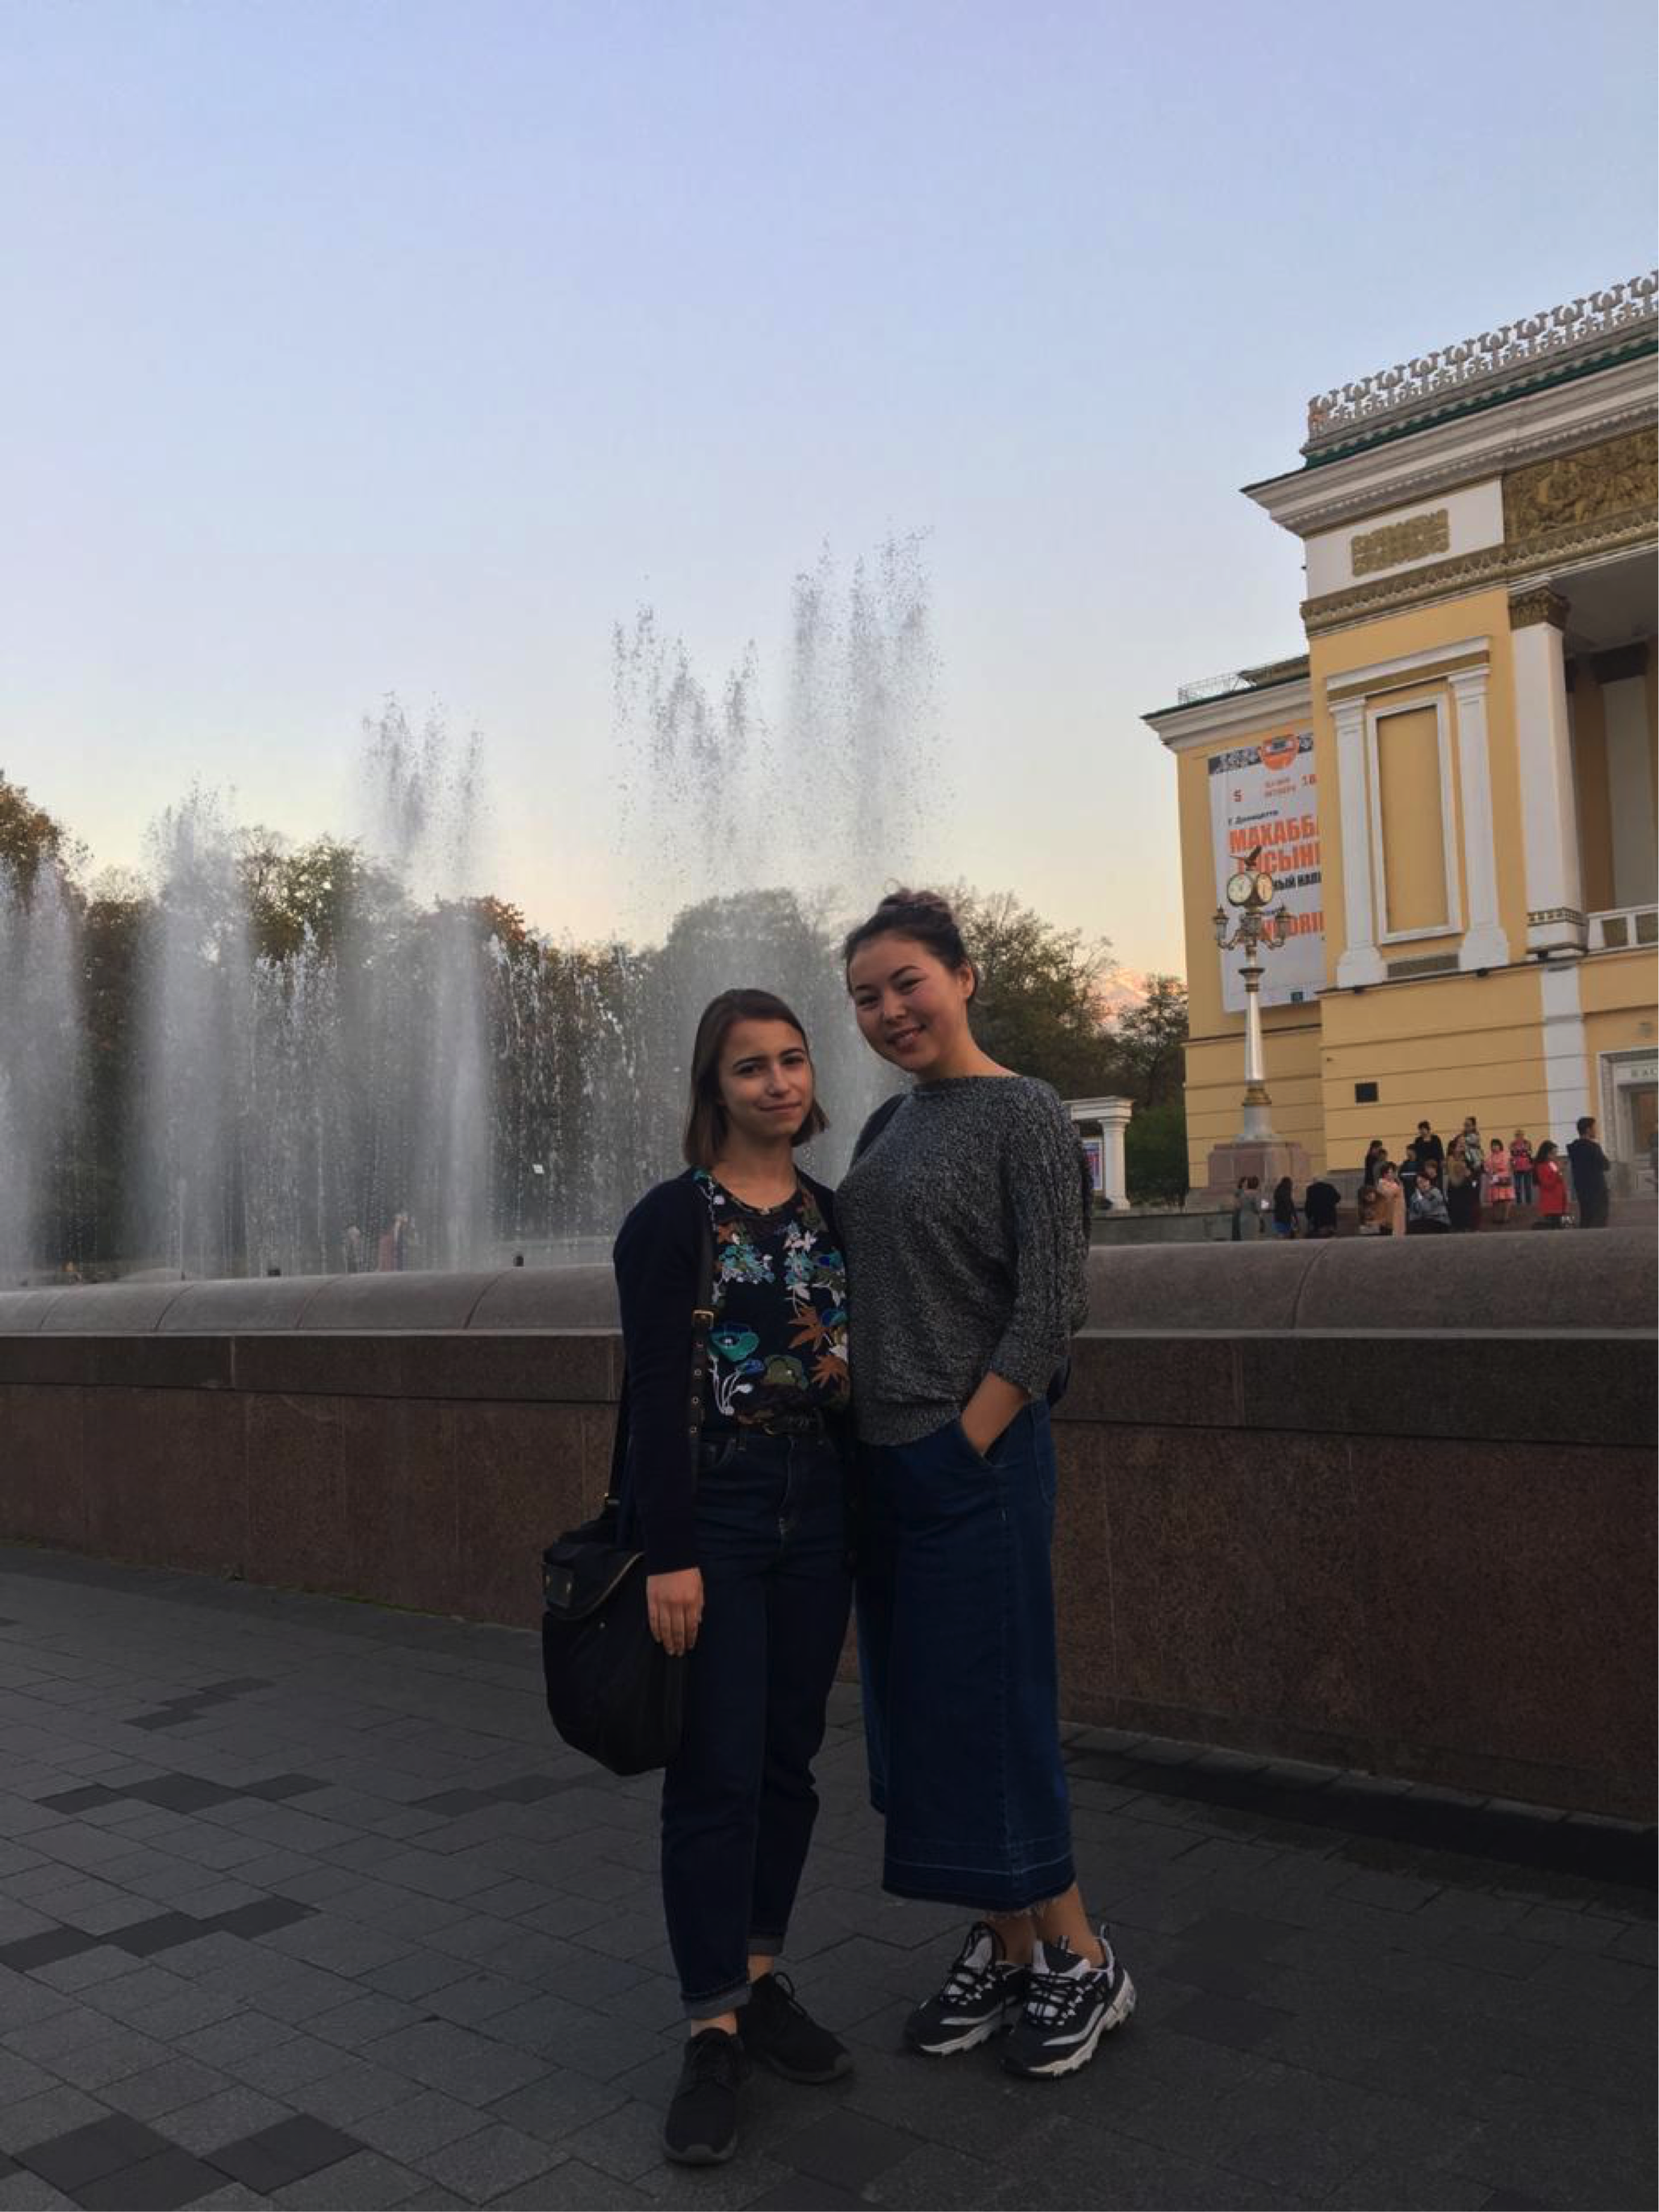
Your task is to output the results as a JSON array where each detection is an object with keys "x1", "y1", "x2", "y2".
[
  {"x1": 856, "y1": 1403, "x2": 1075, "y2": 1912},
  {"x1": 660, "y1": 1431, "x2": 851, "y2": 2017}
]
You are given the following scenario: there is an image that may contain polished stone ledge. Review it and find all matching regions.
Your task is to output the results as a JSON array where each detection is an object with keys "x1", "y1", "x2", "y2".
[{"x1": 2, "y1": 1227, "x2": 1652, "y2": 1337}]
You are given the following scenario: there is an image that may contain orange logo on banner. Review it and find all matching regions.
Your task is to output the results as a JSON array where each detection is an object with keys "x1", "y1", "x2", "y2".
[{"x1": 1260, "y1": 734, "x2": 1299, "y2": 772}]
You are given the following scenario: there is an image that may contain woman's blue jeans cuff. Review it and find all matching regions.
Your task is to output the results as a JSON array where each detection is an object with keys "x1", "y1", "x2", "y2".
[{"x1": 681, "y1": 1976, "x2": 752, "y2": 2022}]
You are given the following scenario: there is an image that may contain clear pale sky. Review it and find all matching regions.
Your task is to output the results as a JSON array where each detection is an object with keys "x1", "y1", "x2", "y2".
[{"x1": 2, "y1": 0, "x2": 1653, "y2": 979}]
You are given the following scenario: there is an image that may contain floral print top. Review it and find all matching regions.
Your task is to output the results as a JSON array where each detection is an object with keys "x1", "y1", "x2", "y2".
[{"x1": 695, "y1": 1170, "x2": 850, "y2": 1430}]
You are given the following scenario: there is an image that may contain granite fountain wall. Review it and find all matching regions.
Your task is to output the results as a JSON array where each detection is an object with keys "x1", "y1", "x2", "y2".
[{"x1": 1, "y1": 1236, "x2": 1653, "y2": 1818}]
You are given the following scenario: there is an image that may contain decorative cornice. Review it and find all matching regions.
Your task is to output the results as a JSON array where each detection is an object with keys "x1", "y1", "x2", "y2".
[
  {"x1": 1502, "y1": 426, "x2": 1657, "y2": 542},
  {"x1": 1247, "y1": 356, "x2": 1657, "y2": 537},
  {"x1": 1302, "y1": 498, "x2": 1657, "y2": 634},
  {"x1": 1143, "y1": 672, "x2": 1312, "y2": 752},
  {"x1": 1304, "y1": 274, "x2": 1657, "y2": 457},
  {"x1": 1326, "y1": 638, "x2": 1489, "y2": 701}
]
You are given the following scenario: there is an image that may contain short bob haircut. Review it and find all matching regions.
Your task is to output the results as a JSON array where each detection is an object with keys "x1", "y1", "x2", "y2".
[{"x1": 682, "y1": 989, "x2": 830, "y2": 1169}]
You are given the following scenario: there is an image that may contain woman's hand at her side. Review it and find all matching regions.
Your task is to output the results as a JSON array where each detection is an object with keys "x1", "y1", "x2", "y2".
[{"x1": 646, "y1": 1567, "x2": 704, "y2": 1655}]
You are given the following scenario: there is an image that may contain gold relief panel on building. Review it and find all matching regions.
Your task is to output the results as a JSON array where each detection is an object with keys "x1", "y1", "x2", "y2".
[
  {"x1": 1350, "y1": 508, "x2": 1449, "y2": 578},
  {"x1": 1502, "y1": 426, "x2": 1659, "y2": 544}
]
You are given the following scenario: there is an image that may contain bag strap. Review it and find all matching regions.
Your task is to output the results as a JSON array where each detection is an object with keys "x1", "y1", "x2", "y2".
[{"x1": 605, "y1": 1190, "x2": 717, "y2": 1515}]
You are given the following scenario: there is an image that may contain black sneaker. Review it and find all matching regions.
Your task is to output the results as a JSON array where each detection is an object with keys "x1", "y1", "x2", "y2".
[
  {"x1": 662, "y1": 2028, "x2": 750, "y2": 2164},
  {"x1": 1002, "y1": 1927, "x2": 1135, "y2": 2078},
  {"x1": 903, "y1": 1921, "x2": 1031, "y2": 2056},
  {"x1": 738, "y1": 1970, "x2": 852, "y2": 2082}
]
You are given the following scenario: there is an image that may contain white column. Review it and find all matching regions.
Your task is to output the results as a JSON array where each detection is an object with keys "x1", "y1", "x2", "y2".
[
  {"x1": 1332, "y1": 695, "x2": 1385, "y2": 985},
  {"x1": 1066, "y1": 1097, "x2": 1134, "y2": 1208},
  {"x1": 1540, "y1": 960, "x2": 1592, "y2": 1145},
  {"x1": 1097, "y1": 1099, "x2": 1131, "y2": 1207},
  {"x1": 1511, "y1": 589, "x2": 1587, "y2": 958},
  {"x1": 1238, "y1": 968, "x2": 1275, "y2": 1139},
  {"x1": 1447, "y1": 663, "x2": 1511, "y2": 970}
]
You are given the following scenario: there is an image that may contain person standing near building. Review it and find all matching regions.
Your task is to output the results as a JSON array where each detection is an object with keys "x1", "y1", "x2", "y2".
[
  {"x1": 1444, "y1": 1136, "x2": 1481, "y2": 1232},
  {"x1": 615, "y1": 989, "x2": 855, "y2": 2166},
  {"x1": 1303, "y1": 1176, "x2": 1340, "y2": 1238},
  {"x1": 1484, "y1": 1138, "x2": 1515, "y2": 1227},
  {"x1": 1567, "y1": 1116, "x2": 1612, "y2": 1228},
  {"x1": 1270, "y1": 1177, "x2": 1299, "y2": 1238},
  {"x1": 1362, "y1": 1139, "x2": 1386, "y2": 1186},
  {"x1": 1509, "y1": 1131, "x2": 1535, "y2": 1210},
  {"x1": 1411, "y1": 1120, "x2": 1444, "y2": 1174},
  {"x1": 1533, "y1": 1139, "x2": 1569, "y2": 1227},
  {"x1": 838, "y1": 888, "x2": 1135, "y2": 2082},
  {"x1": 1373, "y1": 1159, "x2": 1406, "y2": 1238}
]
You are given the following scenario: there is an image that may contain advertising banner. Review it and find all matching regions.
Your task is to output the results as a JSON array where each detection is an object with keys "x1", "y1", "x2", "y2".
[{"x1": 1207, "y1": 730, "x2": 1323, "y2": 1013}]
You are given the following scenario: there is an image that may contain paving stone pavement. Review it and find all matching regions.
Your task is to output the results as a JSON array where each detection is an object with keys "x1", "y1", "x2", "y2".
[{"x1": 0, "y1": 1545, "x2": 1652, "y2": 2212}]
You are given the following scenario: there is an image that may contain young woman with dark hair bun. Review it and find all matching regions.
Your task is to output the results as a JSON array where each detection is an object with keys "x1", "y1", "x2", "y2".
[
  {"x1": 612, "y1": 989, "x2": 853, "y2": 2165},
  {"x1": 835, "y1": 890, "x2": 1135, "y2": 2081}
]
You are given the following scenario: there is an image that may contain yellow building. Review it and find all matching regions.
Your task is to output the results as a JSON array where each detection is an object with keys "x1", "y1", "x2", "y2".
[{"x1": 1147, "y1": 273, "x2": 1658, "y2": 1191}]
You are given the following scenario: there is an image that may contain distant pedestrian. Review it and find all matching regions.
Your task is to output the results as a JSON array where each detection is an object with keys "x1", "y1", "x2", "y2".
[
  {"x1": 1356, "y1": 1185, "x2": 1383, "y2": 1235},
  {"x1": 1362, "y1": 1139, "x2": 1386, "y2": 1186},
  {"x1": 1533, "y1": 1139, "x2": 1569, "y2": 1227},
  {"x1": 1484, "y1": 1139, "x2": 1515, "y2": 1226},
  {"x1": 1460, "y1": 1114, "x2": 1482, "y2": 1162},
  {"x1": 1509, "y1": 1132, "x2": 1535, "y2": 1209},
  {"x1": 1567, "y1": 1116, "x2": 1611, "y2": 1228},
  {"x1": 1270, "y1": 1177, "x2": 1299, "y2": 1238},
  {"x1": 1303, "y1": 1177, "x2": 1340, "y2": 1238},
  {"x1": 1373, "y1": 1160, "x2": 1406, "y2": 1238},
  {"x1": 1231, "y1": 1175, "x2": 1260, "y2": 1241},
  {"x1": 1411, "y1": 1120, "x2": 1444, "y2": 1173},
  {"x1": 343, "y1": 1225, "x2": 364, "y2": 1274},
  {"x1": 1445, "y1": 1136, "x2": 1481, "y2": 1232}
]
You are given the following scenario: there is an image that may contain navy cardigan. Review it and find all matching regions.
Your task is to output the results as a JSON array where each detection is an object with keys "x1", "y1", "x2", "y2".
[{"x1": 612, "y1": 1167, "x2": 842, "y2": 1574}]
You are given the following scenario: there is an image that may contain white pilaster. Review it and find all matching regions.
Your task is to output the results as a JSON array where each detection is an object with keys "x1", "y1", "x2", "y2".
[
  {"x1": 1540, "y1": 961, "x2": 1592, "y2": 1145},
  {"x1": 1447, "y1": 664, "x2": 1511, "y2": 970},
  {"x1": 1511, "y1": 591, "x2": 1587, "y2": 958},
  {"x1": 1332, "y1": 696, "x2": 1385, "y2": 986}
]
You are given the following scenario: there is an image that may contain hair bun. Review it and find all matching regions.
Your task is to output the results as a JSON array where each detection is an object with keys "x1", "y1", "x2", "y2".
[{"x1": 879, "y1": 887, "x2": 955, "y2": 919}]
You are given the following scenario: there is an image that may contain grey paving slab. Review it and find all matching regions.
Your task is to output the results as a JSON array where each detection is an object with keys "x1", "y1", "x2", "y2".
[{"x1": 1, "y1": 1549, "x2": 1653, "y2": 2212}]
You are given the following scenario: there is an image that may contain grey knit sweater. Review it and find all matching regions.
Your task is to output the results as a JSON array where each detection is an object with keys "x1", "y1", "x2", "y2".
[{"x1": 835, "y1": 1076, "x2": 1090, "y2": 1445}]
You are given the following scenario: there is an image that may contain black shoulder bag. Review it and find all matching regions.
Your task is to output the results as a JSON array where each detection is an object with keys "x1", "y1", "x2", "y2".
[{"x1": 540, "y1": 1206, "x2": 716, "y2": 1776}]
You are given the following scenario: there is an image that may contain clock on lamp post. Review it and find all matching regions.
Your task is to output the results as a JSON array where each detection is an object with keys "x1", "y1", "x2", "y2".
[{"x1": 1212, "y1": 851, "x2": 1289, "y2": 1144}]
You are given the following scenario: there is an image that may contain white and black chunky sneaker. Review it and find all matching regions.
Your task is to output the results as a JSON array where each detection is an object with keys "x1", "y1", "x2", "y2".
[
  {"x1": 903, "y1": 1921, "x2": 1031, "y2": 2056},
  {"x1": 1001, "y1": 1927, "x2": 1135, "y2": 2078}
]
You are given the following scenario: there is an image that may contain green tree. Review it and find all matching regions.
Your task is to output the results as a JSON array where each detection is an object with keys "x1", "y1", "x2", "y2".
[
  {"x1": 951, "y1": 888, "x2": 1120, "y2": 1100},
  {"x1": 1110, "y1": 974, "x2": 1188, "y2": 1106},
  {"x1": 0, "y1": 770, "x2": 85, "y2": 894},
  {"x1": 1125, "y1": 1098, "x2": 1189, "y2": 1205}
]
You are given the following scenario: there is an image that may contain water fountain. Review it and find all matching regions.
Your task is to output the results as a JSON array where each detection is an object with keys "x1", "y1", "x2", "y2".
[
  {"x1": 3, "y1": 536, "x2": 936, "y2": 1279},
  {"x1": 0, "y1": 856, "x2": 85, "y2": 1279}
]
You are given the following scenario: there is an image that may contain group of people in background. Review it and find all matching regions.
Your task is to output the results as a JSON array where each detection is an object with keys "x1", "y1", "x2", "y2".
[{"x1": 1235, "y1": 1113, "x2": 1614, "y2": 1240}]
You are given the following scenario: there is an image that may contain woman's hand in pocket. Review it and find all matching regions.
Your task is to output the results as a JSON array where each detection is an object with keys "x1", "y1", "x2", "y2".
[
  {"x1": 959, "y1": 1374, "x2": 1032, "y2": 1460},
  {"x1": 646, "y1": 1567, "x2": 704, "y2": 1655}
]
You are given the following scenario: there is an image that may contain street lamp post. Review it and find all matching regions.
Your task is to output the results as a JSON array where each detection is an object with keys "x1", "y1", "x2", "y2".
[{"x1": 1213, "y1": 855, "x2": 1289, "y2": 1144}]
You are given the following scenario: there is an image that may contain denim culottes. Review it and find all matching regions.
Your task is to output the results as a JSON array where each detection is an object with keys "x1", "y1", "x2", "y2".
[{"x1": 855, "y1": 1402, "x2": 1075, "y2": 1913}]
